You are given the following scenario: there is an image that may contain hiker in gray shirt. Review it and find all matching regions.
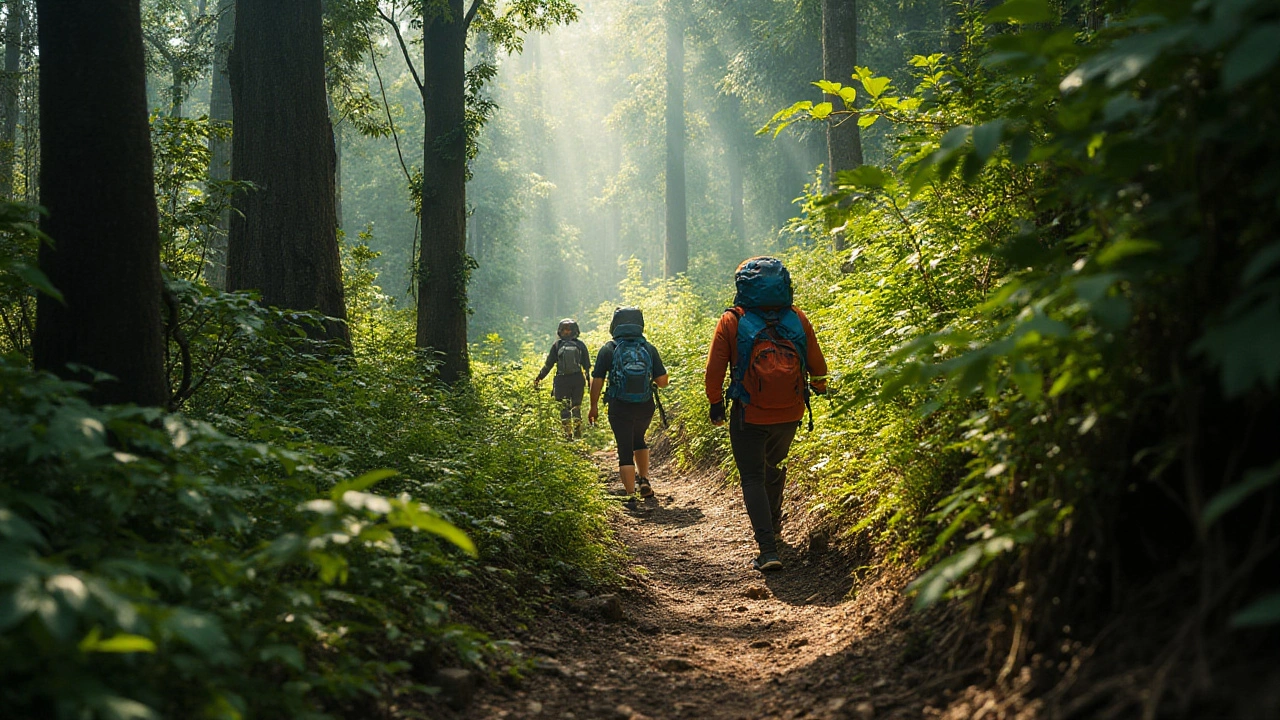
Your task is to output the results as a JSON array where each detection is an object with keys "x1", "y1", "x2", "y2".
[{"x1": 535, "y1": 318, "x2": 591, "y2": 438}]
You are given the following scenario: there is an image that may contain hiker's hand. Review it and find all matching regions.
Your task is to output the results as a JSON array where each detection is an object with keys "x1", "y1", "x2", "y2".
[
  {"x1": 709, "y1": 401, "x2": 726, "y2": 426},
  {"x1": 588, "y1": 405, "x2": 599, "y2": 425},
  {"x1": 810, "y1": 381, "x2": 828, "y2": 396},
  {"x1": 533, "y1": 378, "x2": 540, "y2": 389}
]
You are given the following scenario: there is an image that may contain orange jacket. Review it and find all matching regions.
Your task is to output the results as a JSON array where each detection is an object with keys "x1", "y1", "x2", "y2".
[{"x1": 704, "y1": 307, "x2": 829, "y2": 425}]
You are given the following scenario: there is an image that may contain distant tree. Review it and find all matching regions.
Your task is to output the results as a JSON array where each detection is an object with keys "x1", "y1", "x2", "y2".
[
  {"x1": 141, "y1": 0, "x2": 217, "y2": 118},
  {"x1": 822, "y1": 0, "x2": 862, "y2": 251},
  {"x1": 664, "y1": 0, "x2": 687, "y2": 277},
  {"x1": 32, "y1": 0, "x2": 167, "y2": 407},
  {"x1": 374, "y1": 0, "x2": 575, "y2": 383},
  {"x1": 204, "y1": 0, "x2": 232, "y2": 288},
  {"x1": 228, "y1": 0, "x2": 349, "y2": 346},
  {"x1": 0, "y1": 0, "x2": 23, "y2": 200}
]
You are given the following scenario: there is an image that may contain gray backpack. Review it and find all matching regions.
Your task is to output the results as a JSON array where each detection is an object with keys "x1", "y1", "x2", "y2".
[{"x1": 555, "y1": 340, "x2": 583, "y2": 377}]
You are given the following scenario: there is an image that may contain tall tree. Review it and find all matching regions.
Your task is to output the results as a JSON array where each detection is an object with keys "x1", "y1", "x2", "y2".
[
  {"x1": 0, "y1": 0, "x2": 21, "y2": 200},
  {"x1": 374, "y1": 0, "x2": 575, "y2": 383},
  {"x1": 204, "y1": 0, "x2": 233, "y2": 289},
  {"x1": 32, "y1": 0, "x2": 167, "y2": 407},
  {"x1": 664, "y1": 0, "x2": 687, "y2": 277},
  {"x1": 822, "y1": 0, "x2": 863, "y2": 249},
  {"x1": 228, "y1": 0, "x2": 349, "y2": 346},
  {"x1": 418, "y1": 0, "x2": 469, "y2": 382}
]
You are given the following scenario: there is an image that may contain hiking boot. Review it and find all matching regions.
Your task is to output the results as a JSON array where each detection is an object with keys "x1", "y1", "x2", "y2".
[
  {"x1": 637, "y1": 476, "x2": 654, "y2": 498},
  {"x1": 752, "y1": 551, "x2": 783, "y2": 572}
]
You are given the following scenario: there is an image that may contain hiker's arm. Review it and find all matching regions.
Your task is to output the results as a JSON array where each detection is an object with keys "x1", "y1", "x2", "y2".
[
  {"x1": 534, "y1": 345, "x2": 556, "y2": 384},
  {"x1": 588, "y1": 377, "x2": 605, "y2": 424},
  {"x1": 649, "y1": 344, "x2": 670, "y2": 389},
  {"x1": 704, "y1": 313, "x2": 734, "y2": 404},
  {"x1": 797, "y1": 309, "x2": 829, "y2": 394}
]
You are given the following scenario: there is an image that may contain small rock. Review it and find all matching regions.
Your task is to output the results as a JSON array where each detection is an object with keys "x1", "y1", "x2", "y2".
[
  {"x1": 851, "y1": 701, "x2": 875, "y2": 719},
  {"x1": 808, "y1": 529, "x2": 830, "y2": 555},
  {"x1": 655, "y1": 656, "x2": 696, "y2": 672},
  {"x1": 788, "y1": 637, "x2": 809, "y2": 648},
  {"x1": 750, "y1": 639, "x2": 772, "y2": 649},
  {"x1": 637, "y1": 622, "x2": 660, "y2": 635},
  {"x1": 527, "y1": 700, "x2": 543, "y2": 715},
  {"x1": 571, "y1": 594, "x2": 625, "y2": 622},
  {"x1": 826, "y1": 697, "x2": 847, "y2": 711},
  {"x1": 434, "y1": 668, "x2": 475, "y2": 710},
  {"x1": 532, "y1": 658, "x2": 572, "y2": 677},
  {"x1": 744, "y1": 586, "x2": 770, "y2": 600},
  {"x1": 733, "y1": 605, "x2": 748, "y2": 612}
]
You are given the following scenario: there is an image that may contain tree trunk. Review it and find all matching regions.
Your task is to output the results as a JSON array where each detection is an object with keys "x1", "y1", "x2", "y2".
[
  {"x1": 664, "y1": 0, "x2": 687, "y2": 278},
  {"x1": 32, "y1": 0, "x2": 167, "y2": 407},
  {"x1": 204, "y1": 0, "x2": 233, "y2": 289},
  {"x1": 228, "y1": 0, "x2": 349, "y2": 346},
  {"x1": 417, "y1": 0, "x2": 468, "y2": 383},
  {"x1": 0, "y1": 0, "x2": 21, "y2": 199},
  {"x1": 823, "y1": 0, "x2": 862, "y2": 251}
]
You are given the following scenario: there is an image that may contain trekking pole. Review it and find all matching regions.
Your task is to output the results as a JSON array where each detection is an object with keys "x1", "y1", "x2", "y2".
[{"x1": 653, "y1": 384, "x2": 669, "y2": 429}]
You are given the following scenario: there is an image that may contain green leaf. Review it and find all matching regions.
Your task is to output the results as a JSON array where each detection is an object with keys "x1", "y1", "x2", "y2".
[
  {"x1": 1202, "y1": 462, "x2": 1280, "y2": 528},
  {"x1": 810, "y1": 102, "x2": 833, "y2": 120},
  {"x1": 971, "y1": 120, "x2": 1005, "y2": 163},
  {"x1": 985, "y1": 0, "x2": 1053, "y2": 24},
  {"x1": 838, "y1": 86, "x2": 857, "y2": 106},
  {"x1": 0, "y1": 507, "x2": 47, "y2": 549},
  {"x1": 259, "y1": 643, "x2": 306, "y2": 671},
  {"x1": 80, "y1": 628, "x2": 158, "y2": 654},
  {"x1": 331, "y1": 468, "x2": 398, "y2": 501},
  {"x1": 1096, "y1": 238, "x2": 1161, "y2": 267},
  {"x1": 857, "y1": 113, "x2": 878, "y2": 128},
  {"x1": 860, "y1": 75, "x2": 891, "y2": 99},
  {"x1": 1222, "y1": 24, "x2": 1280, "y2": 90},
  {"x1": 14, "y1": 264, "x2": 64, "y2": 303},
  {"x1": 813, "y1": 80, "x2": 844, "y2": 96},
  {"x1": 1230, "y1": 591, "x2": 1280, "y2": 628},
  {"x1": 407, "y1": 512, "x2": 477, "y2": 558},
  {"x1": 907, "y1": 544, "x2": 983, "y2": 610},
  {"x1": 833, "y1": 165, "x2": 888, "y2": 189}
]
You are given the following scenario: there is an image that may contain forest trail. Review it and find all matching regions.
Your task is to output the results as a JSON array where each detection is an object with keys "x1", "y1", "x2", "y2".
[{"x1": 455, "y1": 446, "x2": 966, "y2": 720}]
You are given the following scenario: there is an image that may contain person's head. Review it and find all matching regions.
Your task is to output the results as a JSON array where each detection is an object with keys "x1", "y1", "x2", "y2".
[
  {"x1": 610, "y1": 306, "x2": 644, "y2": 338},
  {"x1": 557, "y1": 318, "x2": 580, "y2": 340}
]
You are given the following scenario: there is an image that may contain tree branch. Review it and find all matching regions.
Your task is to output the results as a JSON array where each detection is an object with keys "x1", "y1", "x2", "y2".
[
  {"x1": 464, "y1": 0, "x2": 483, "y2": 31},
  {"x1": 377, "y1": 7, "x2": 424, "y2": 96}
]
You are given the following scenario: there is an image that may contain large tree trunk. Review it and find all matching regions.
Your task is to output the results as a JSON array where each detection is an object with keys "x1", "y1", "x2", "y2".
[
  {"x1": 228, "y1": 0, "x2": 349, "y2": 346},
  {"x1": 416, "y1": 0, "x2": 469, "y2": 384},
  {"x1": 32, "y1": 0, "x2": 167, "y2": 407},
  {"x1": 664, "y1": 0, "x2": 687, "y2": 278},
  {"x1": 0, "y1": 0, "x2": 21, "y2": 200},
  {"x1": 204, "y1": 0, "x2": 233, "y2": 289},
  {"x1": 823, "y1": 0, "x2": 863, "y2": 252}
]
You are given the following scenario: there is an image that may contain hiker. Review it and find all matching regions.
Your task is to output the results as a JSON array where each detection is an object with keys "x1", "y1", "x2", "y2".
[
  {"x1": 535, "y1": 318, "x2": 591, "y2": 438},
  {"x1": 704, "y1": 257, "x2": 828, "y2": 571},
  {"x1": 588, "y1": 307, "x2": 669, "y2": 504}
]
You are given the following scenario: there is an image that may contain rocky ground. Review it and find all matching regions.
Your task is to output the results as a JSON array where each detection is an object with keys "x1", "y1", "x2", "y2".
[{"x1": 416, "y1": 443, "x2": 989, "y2": 720}]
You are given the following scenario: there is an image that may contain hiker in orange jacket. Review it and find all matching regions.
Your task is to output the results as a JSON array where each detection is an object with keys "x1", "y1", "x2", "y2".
[{"x1": 705, "y1": 257, "x2": 828, "y2": 571}]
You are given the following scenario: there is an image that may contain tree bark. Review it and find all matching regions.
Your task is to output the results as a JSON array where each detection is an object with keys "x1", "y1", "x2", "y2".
[
  {"x1": 32, "y1": 0, "x2": 167, "y2": 407},
  {"x1": 664, "y1": 0, "x2": 687, "y2": 278},
  {"x1": 228, "y1": 0, "x2": 349, "y2": 346},
  {"x1": 823, "y1": 0, "x2": 863, "y2": 251},
  {"x1": 416, "y1": 0, "x2": 469, "y2": 383},
  {"x1": 204, "y1": 0, "x2": 233, "y2": 289},
  {"x1": 0, "y1": 0, "x2": 22, "y2": 199}
]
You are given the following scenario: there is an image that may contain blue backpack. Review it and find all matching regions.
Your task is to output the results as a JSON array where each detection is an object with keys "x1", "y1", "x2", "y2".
[
  {"x1": 726, "y1": 257, "x2": 815, "y2": 429},
  {"x1": 607, "y1": 336, "x2": 654, "y2": 403}
]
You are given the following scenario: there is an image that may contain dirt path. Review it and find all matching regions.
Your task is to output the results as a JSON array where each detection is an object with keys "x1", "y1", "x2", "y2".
[{"x1": 459, "y1": 450, "x2": 963, "y2": 720}]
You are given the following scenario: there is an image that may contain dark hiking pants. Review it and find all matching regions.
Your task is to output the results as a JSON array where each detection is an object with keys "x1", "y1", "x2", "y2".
[
  {"x1": 729, "y1": 412, "x2": 800, "y2": 554},
  {"x1": 553, "y1": 373, "x2": 585, "y2": 420},
  {"x1": 607, "y1": 397, "x2": 654, "y2": 467}
]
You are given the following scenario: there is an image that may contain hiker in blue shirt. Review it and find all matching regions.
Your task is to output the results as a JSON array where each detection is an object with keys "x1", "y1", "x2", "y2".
[
  {"x1": 587, "y1": 307, "x2": 669, "y2": 505},
  {"x1": 535, "y1": 318, "x2": 591, "y2": 439}
]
